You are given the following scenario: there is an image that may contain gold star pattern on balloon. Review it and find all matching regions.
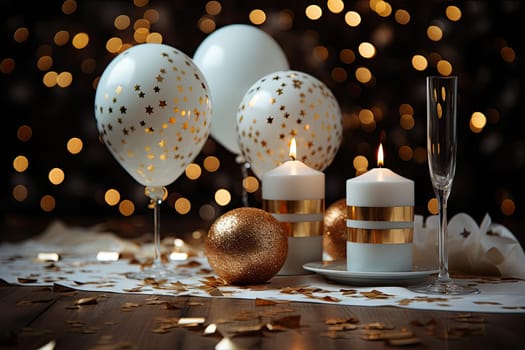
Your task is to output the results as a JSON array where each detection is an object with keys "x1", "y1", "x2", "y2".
[
  {"x1": 236, "y1": 71, "x2": 343, "y2": 179},
  {"x1": 94, "y1": 45, "x2": 211, "y2": 187}
]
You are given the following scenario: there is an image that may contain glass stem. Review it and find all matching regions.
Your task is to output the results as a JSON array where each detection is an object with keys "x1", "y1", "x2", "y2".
[
  {"x1": 145, "y1": 185, "x2": 167, "y2": 270},
  {"x1": 437, "y1": 188, "x2": 451, "y2": 282},
  {"x1": 241, "y1": 161, "x2": 249, "y2": 207},
  {"x1": 152, "y1": 197, "x2": 163, "y2": 268}
]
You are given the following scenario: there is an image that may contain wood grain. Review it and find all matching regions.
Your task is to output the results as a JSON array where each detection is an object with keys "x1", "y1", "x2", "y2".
[{"x1": 1, "y1": 284, "x2": 523, "y2": 349}]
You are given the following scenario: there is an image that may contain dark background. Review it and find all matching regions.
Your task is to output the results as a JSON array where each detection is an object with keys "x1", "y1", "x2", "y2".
[{"x1": 2, "y1": 0, "x2": 524, "y2": 244}]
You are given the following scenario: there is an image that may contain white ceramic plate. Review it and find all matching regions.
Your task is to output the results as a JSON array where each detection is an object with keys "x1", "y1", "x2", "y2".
[{"x1": 303, "y1": 261, "x2": 438, "y2": 286}]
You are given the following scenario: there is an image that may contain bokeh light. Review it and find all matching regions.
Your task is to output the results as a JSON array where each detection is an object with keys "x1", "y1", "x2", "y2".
[
  {"x1": 66, "y1": 137, "x2": 83, "y2": 154},
  {"x1": 185, "y1": 163, "x2": 202, "y2": 180},
  {"x1": 249, "y1": 9, "x2": 266, "y2": 25},
  {"x1": 353, "y1": 155, "x2": 368, "y2": 172},
  {"x1": 119, "y1": 199, "x2": 135, "y2": 216},
  {"x1": 427, "y1": 198, "x2": 439, "y2": 215},
  {"x1": 358, "y1": 42, "x2": 376, "y2": 59},
  {"x1": 62, "y1": 0, "x2": 77, "y2": 14},
  {"x1": 355, "y1": 67, "x2": 372, "y2": 84},
  {"x1": 205, "y1": 1, "x2": 222, "y2": 15},
  {"x1": 305, "y1": 5, "x2": 322, "y2": 20},
  {"x1": 446, "y1": 6, "x2": 462, "y2": 21},
  {"x1": 114, "y1": 15, "x2": 131, "y2": 30},
  {"x1": 13, "y1": 27, "x2": 29, "y2": 43},
  {"x1": 242, "y1": 176, "x2": 259, "y2": 193},
  {"x1": 215, "y1": 189, "x2": 231, "y2": 206},
  {"x1": 327, "y1": 0, "x2": 344, "y2": 14},
  {"x1": 411, "y1": 55, "x2": 428, "y2": 71},
  {"x1": 501, "y1": 199, "x2": 516, "y2": 216},
  {"x1": 72, "y1": 32, "x2": 89, "y2": 49},
  {"x1": 104, "y1": 189, "x2": 121, "y2": 206},
  {"x1": 175, "y1": 197, "x2": 191, "y2": 214},
  {"x1": 13, "y1": 155, "x2": 29, "y2": 172},
  {"x1": 427, "y1": 25, "x2": 443, "y2": 42},
  {"x1": 470, "y1": 112, "x2": 487, "y2": 133},
  {"x1": 12, "y1": 184, "x2": 28, "y2": 202},
  {"x1": 203, "y1": 156, "x2": 220, "y2": 172},
  {"x1": 344, "y1": 11, "x2": 361, "y2": 27},
  {"x1": 394, "y1": 9, "x2": 410, "y2": 25},
  {"x1": 40, "y1": 195, "x2": 56, "y2": 212},
  {"x1": 2, "y1": 0, "x2": 523, "y2": 239},
  {"x1": 198, "y1": 16, "x2": 216, "y2": 33},
  {"x1": 48, "y1": 168, "x2": 65, "y2": 185}
]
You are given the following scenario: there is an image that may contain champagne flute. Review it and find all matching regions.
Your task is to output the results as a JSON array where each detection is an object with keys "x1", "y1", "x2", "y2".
[
  {"x1": 94, "y1": 43, "x2": 211, "y2": 281},
  {"x1": 413, "y1": 76, "x2": 478, "y2": 295}
]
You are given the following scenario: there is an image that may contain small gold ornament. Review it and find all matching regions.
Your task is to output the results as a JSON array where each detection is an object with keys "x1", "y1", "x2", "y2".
[
  {"x1": 323, "y1": 198, "x2": 347, "y2": 261},
  {"x1": 206, "y1": 207, "x2": 288, "y2": 285}
]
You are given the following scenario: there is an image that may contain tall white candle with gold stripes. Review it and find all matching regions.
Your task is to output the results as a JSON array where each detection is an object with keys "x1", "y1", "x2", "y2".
[
  {"x1": 262, "y1": 139, "x2": 325, "y2": 275},
  {"x1": 346, "y1": 146, "x2": 414, "y2": 272}
]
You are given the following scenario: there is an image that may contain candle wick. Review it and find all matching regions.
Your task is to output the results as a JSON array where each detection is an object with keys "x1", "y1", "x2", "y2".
[{"x1": 289, "y1": 155, "x2": 296, "y2": 161}]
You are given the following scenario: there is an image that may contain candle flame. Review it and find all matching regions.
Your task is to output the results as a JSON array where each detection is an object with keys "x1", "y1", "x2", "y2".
[
  {"x1": 289, "y1": 138, "x2": 297, "y2": 160},
  {"x1": 377, "y1": 143, "x2": 384, "y2": 167}
]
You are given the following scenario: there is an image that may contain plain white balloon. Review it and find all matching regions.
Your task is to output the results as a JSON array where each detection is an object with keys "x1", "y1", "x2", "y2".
[
  {"x1": 94, "y1": 43, "x2": 212, "y2": 187},
  {"x1": 236, "y1": 70, "x2": 343, "y2": 179},
  {"x1": 193, "y1": 24, "x2": 289, "y2": 155}
]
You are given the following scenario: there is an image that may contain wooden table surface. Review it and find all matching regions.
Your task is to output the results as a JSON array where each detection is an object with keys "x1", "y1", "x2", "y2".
[{"x1": 1, "y1": 282, "x2": 524, "y2": 350}]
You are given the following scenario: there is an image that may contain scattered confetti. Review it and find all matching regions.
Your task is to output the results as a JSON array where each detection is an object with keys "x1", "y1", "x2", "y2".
[
  {"x1": 255, "y1": 298, "x2": 278, "y2": 306},
  {"x1": 360, "y1": 290, "x2": 394, "y2": 299},
  {"x1": 37, "y1": 253, "x2": 60, "y2": 262},
  {"x1": 17, "y1": 277, "x2": 38, "y2": 284},
  {"x1": 120, "y1": 302, "x2": 141, "y2": 311},
  {"x1": 75, "y1": 296, "x2": 99, "y2": 305}
]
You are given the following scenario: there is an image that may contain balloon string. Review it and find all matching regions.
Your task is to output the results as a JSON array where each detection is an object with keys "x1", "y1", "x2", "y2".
[{"x1": 241, "y1": 161, "x2": 249, "y2": 207}]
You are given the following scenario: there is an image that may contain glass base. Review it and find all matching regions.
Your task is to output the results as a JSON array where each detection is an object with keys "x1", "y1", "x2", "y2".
[
  {"x1": 125, "y1": 263, "x2": 180, "y2": 281},
  {"x1": 411, "y1": 278, "x2": 479, "y2": 295}
]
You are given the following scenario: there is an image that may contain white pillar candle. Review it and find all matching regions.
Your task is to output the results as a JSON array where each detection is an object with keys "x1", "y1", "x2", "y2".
[
  {"x1": 262, "y1": 141, "x2": 325, "y2": 275},
  {"x1": 346, "y1": 168, "x2": 414, "y2": 207},
  {"x1": 262, "y1": 160, "x2": 324, "y2": 200},
  {"x1": 346, "y1": 147, "x2": 415, "y2": 272}
]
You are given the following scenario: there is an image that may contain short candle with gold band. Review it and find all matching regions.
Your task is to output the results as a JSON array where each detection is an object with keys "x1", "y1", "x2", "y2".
[
  {"x1": 262, "y1": 138, "x2": 324, "y2": 275},
  {"x1": 346, "y1": 144, "x2": 414, "y2": 272}
]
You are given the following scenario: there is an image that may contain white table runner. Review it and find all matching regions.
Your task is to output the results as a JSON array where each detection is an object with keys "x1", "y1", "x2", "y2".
[{"x1": 1, "y1": 220, "x2": 524, "y2": 314}]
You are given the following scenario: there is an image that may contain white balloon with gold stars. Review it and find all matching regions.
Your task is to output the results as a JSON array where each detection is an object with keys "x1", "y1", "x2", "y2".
[
  {"x1": 236, "y1": 70, "x2": 343, "y2": 179},
  {"x1": 94, "y1": 43, "x2": 212, "y2": 187}
]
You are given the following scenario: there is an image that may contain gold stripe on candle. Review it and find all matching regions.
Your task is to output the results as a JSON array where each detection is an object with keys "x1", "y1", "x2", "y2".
[
  {"x1": 279, "y1": 220, "x2": 323, "y2": 237},
  {"x1": 263, "y1": 199, "x2": 324, "y2": 214},
  {"x1": 347, "y1": 205, "x2": 414, "y2": 222},
  {"x1": 346, "y1": 227, "x2": 413, "y2": 244}
]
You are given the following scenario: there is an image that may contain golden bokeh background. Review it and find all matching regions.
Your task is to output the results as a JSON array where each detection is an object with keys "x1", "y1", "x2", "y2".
[{"x1": 2, "y1": 0, "x2": 523, "y2": 243}]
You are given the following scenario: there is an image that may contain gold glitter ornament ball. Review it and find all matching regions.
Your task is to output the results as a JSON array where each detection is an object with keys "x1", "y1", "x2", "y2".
[
  {"x1": 206, "y1": 207, "x2": 288, "y2": 285},
  {"x1": 323, "y1": 198, "x2": 347, "y2": 261}
]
